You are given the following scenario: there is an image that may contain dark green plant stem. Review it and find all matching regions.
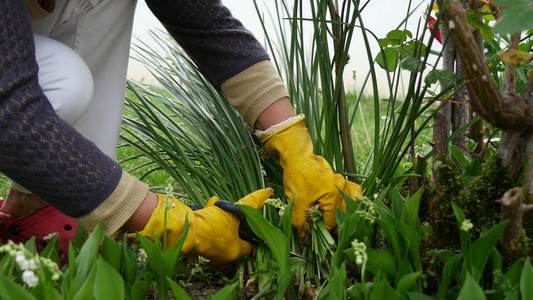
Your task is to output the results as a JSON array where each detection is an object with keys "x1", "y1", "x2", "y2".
[{"x1": 327, "y1": 0, "x2": 358, "y2": 182}]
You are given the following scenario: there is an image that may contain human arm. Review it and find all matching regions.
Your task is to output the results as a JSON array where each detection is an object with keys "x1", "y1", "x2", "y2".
[{"x1": 144, "y1": 0, "x2": 363, "y2": 237}]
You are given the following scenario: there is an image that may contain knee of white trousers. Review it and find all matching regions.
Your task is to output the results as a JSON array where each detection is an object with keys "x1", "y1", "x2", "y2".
[{"x1": 34, "y1": 34, "x2": 94, "y2": 125}]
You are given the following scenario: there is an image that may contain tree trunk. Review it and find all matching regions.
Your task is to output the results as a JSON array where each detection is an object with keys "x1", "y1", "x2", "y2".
[
  {"x1": 465, "y1": 0, "x2": 484, "y2": 155},
  {"x1": 451, "y1": 56, "x2": 469, "y2": 153},
  {"x1": 500, "y1": 187, "x2": 533, "y2": 252},
  {"x1": 439, "y1": 0, "x2": 533, "y2": 251},
  {"x1": 432, "y1": 21, "x2": 453, "y2": 192}
]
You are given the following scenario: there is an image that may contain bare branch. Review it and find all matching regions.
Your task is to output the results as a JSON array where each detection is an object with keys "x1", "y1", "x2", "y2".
[
  {"x1": 438, "y1": 0, "x2": 530, "y2": 130},
  {"x1": 500, "y1": 187, "x2": 527, "y2": 251},
  {"x1": 503, "y1": 34, "x2": 520, "y2": 96}
]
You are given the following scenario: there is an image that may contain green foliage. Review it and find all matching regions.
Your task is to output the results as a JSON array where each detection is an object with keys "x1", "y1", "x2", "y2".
[
  {"x1": 434, "y1": 203, "x2": 511, "y2": 298},
  {"x1": 122, "y1": 31, "x2": 267, "y2": 206},
  {"x1": 0, "y1": 173, "x2": 9, "y2": 199},
  {"x1": 424, "y1": 69, "x2": 459, "y2": 88},
  {"x1": 462, "y1": 155, "x2": 518, "y2": 238},
  {"x1": 493, "y1": 0, "x2": 533, "y2": 34},
  {"x1": 428, "y1": 156, "x2": 464, "y2": 250},
  {"x1": 136, "y1": 214, "x2": 188, "y2": 300}
]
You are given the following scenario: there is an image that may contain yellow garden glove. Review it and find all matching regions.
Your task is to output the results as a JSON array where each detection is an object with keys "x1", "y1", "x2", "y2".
[
  {"x1": 137, "y1": 188, "x2": 274, "y2": 265},
  {"x1": 262, "y1": 115, "x2": 363, "y2": 238}
]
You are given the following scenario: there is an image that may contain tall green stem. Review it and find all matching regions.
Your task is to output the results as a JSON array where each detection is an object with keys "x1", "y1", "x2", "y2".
[{"x1": 328, "y1": 0, "x2": 358, "y2": 182}]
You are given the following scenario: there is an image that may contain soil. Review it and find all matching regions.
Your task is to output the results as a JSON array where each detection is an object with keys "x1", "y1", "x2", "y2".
[{"x1": 145, "y1": 261, "x2": 240, "y2": 300}]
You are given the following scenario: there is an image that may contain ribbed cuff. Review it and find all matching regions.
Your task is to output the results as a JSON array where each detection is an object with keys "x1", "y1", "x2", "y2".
[
  {"x1": 76, "y1": 171, "x2": 149, "y2": 238},
  {"x1": 255, "y1": 115, "x2": 304, "y2": 140},
  {"x1": 10, "y1": 181, "x2": 32, "y2": 194},
  {"x1": 221, "y1": 60, "x2": 289, "y2": 128}
]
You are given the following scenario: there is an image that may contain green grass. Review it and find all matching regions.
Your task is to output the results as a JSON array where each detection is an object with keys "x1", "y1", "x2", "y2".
[{"x1": 0, "y1": 174, "x2": 9, "y2": 199}]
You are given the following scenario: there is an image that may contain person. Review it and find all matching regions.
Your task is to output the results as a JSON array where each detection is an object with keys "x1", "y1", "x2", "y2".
[{"x1": 0, "y1": 0, "x2": 362, "y2": 265}]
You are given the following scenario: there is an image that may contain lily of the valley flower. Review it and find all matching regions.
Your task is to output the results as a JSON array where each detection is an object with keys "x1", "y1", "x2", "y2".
[{"x1": 22, "y1": 270, "x2": 39, "y2": 288}]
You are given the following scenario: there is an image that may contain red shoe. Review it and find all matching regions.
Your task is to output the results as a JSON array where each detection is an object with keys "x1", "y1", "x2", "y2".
[{"x1": 0, "y1": 200, "x2": 78, "y2": 264}]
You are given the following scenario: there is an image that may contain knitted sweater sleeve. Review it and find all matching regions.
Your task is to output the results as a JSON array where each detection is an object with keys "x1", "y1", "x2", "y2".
[{"x1": 144, "y1": 0, "x2": 271, "y2": 87}]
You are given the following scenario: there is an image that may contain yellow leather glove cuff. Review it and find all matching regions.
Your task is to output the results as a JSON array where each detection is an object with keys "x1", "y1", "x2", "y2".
[
  {"x1": 263, "y1": 115, "x2": 363, "y2": 238},
  {"x1": 137, "y1": 188, "x2": 274, "y2": 265}
]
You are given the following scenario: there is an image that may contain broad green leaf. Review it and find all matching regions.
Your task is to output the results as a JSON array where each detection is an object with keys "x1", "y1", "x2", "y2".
[
  {"x1": 424, "y1": 69, "x2": 457, "y2": 87},
  {"x1": 376, "y1": 47, "x2": 399, "y2": 72},
  {"x1": 251, "y1": 281, "x2": 272, "y2": 300},
  {"x1": 395, "y1": 255, "x2": 416, "y2": 288},
  {"x1": 239, "y1": 204, "x2": 289, "y2": 273},
  {"x1": 72, "y1": 262, "x2": 97, "y2": 300},
  {"x1": 463, "y1": 158, "x2": 482, "y2": 190},
  {"x1": 400, "y1": 57, "x2": 424, "y2": 73},
  {"x1": 164, "y1": 213, "x2": 189, "y2": 278},
  {"x1": 404, "y1": 188, "x2": 423, "y2": 229},
  {"x1": 336, "y1": 191, "x2": 362, "y2": 250},
  {"x1": 346, "y1": 282, "x2": 373, "y2": 299},
  {"x1": 387, "y1": 29, "x2": 411, "y2": 45},
  {"x1": 213, "y1": 280, "x2": 239, "y2": 300},
  {"x1": 72, "y1": 223, "x2": 89, "y2": 251},
  {"x1": 137, "y1": 233, "x2": 168, "y2": 299},
  {"x1": 336, "y1": 207, "x2": 347, "y2": 229},
  {"x1": 40, "y1": 237, "x2": 61, "y2": 266},
  {"x1": 397, "y1": 271, "x2": 423, "y2": 294},
  {"x1": 101, "y1": 235, "x2": 122, "y2": 273},
  {"x1": 31, "y1": 283, "x2": 63, "y2": 300},
  {"x1": 503, "y1": 259, "x2": 522, "y2": 296},
  {"x1": 451, "y1": 203, "x2": 470, "y2": 252},
  {"x1": 167, "y1": 277, "x2": 191, "y2": 300},
  {"x1": 72, "y1": 222, "x2": 104, "y2": 293},
  {"x1": 469, "y1": 221, "x2": 509, "y2": 281},
  {"x1": 401, "y1": 41, "x2": 427, "y2": 59},
  {"x1": 282, "y1": 196, "x2": 295, "y2": 242},
  {"x1": 379, "y1": 30, "x2": 412, "y2": 47},
  {"x1": 0, "y1": 254, "x2": 15, "y2": 277},
  {"x1": 468, "y1": 18, "x2": 495, "y2": 42},
  {"x1": 438, "y1": 254, "x2": 462, "y2": 299},
  {"x1": 376, "y1": 219, "x2": 404, "y2": 263},
  {"x1": 391, "y1": 191, "x2": 404, "y2": 220},
  {"x1": 494, "y1": 0, "x2": 533, "y2": 34},
  {"x1": 95, "y1": 256, "x2": 124, "y2": 300},
  {"x1": 344, "y1": 190, "x2": 360, "y2": 215},
  {"x1": 364, "y1": 248, "x2": 397, "y2": 280},
  {"x1": 376, "y1": 203, "x2": 421, "y2": 269},
  {"x1": 370, "y1": 280, "x2": 406, "y2": 300},
  {"x1": 450, "y1": 145, "x2": 470, "y2": 170},
  {"x1": 407, "y1": 292, "x2": 435, "y2": 300},
  {"x1": 24, "y1": 236, "x2": 37, "y2": 256},
  {"x1": 457, "y1": 273, "x2": 486, "y2": 300},
  {"x1": 326, "y1": 265, "x2": 346, "y2": 300},
  {"x1": 276, "y1": 271, "x2": 296, "y2": 300},
  {"x1": 333, "y1": 208, "x2": 364, "y2": 268},
  {"x1": 131, "y1": 280, "x2": 149, "y2": 300},
  {"x1": 520, "y1": 257, "x2": 533, "y2": 300},
  {"x1": 122, "y1": 238, "x2": 138, "y2": 285},
  {"x1": 0, "y1": 274, "x2": 37, "y2": 300}
]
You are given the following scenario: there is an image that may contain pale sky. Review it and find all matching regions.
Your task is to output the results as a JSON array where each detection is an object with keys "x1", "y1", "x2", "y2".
[{"x1": 129, "y1": 1, "x2": 434, "y2": 94}]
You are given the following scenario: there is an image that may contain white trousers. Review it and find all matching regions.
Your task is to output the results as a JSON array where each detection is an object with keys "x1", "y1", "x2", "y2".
[
  {"x1": 12, "y1": 0, "x2": 137, "y2": 194},
  {"x1": 32, "y1": 0, "x2": 137, "y2": 160}
]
